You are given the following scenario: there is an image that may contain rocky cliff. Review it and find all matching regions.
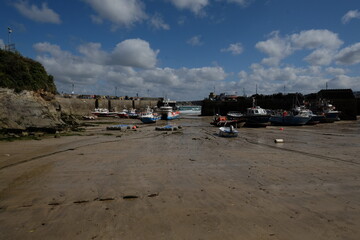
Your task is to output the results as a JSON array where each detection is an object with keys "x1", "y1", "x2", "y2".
[
  {"x1": 0, "y1": 88, "x2": 66, "y2": 132},
  {"x1": 0, "y1": 88, "x2": 161, "y2": 133}
]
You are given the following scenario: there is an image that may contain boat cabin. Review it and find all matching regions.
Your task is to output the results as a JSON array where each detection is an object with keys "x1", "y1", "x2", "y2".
[{"x1": 246, "y1": 106, "x2": 268, "y2": 115}]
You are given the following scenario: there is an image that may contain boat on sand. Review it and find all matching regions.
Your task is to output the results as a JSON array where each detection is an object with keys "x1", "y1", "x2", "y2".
[
  {"x1": 218, "y1": 125, "x2": 239, "y2": 137},
  {"x1": 139, "y1": 107, "x2": 160, "y2": 124}
]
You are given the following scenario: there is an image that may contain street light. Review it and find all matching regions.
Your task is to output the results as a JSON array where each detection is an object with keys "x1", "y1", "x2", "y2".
[{"x1": 7, "y1": 27, "x2": 12, "y2": 45}]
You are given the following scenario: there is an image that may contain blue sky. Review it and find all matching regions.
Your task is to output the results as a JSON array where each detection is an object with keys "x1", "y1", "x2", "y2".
[{"x1": 1, "y1": 0, "x2": 360, "y2": 100}]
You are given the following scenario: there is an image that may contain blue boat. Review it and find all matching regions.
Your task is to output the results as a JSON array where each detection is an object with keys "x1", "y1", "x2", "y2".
[
  {"x1": 293, "y1": 106, "x2": 324, "y2": 125},
  {"x1": 270, "y1": 114, "x2": 310, "y2": 126},
  {"x1": 139, "y1": 107, "x2": 160, "y2": 124}
]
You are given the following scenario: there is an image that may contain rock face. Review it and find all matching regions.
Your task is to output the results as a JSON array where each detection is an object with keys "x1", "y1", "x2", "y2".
[
  {"x1": 0, "y1": 88, "x2": 161, "y2": 132},
  {"x1": 0, "y1": 88, "x2": 65, "y2": 132}
]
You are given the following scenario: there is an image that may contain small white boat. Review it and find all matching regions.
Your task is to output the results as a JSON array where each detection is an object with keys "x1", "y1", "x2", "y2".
[
  {"x1": 218, "y1": 125, "x2": 239, "y2": 137},
  {"x1": 92, "y1": 108, "x2": 118, "y2": 117},
  {"x1": 227, "y1": 111, "x2": 243, "y2": 120},
  {"x1": 158, "y1": 99, "x2": 180, "y2": 120}
]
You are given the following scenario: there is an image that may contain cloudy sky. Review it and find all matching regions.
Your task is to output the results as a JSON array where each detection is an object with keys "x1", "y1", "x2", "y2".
[{"x1": 1, "y1": 0, "x2": 360, "y2": 100}]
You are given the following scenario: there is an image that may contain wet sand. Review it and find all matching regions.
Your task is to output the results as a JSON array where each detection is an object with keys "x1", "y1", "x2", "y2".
[{"x1": 0, "y1": 116, "x2": 360, "y2": 240}]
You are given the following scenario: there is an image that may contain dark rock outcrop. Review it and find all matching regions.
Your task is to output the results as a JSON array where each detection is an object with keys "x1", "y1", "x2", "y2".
[{"x1": 0, "y1": 88, "x2": 68, "y2": 133}]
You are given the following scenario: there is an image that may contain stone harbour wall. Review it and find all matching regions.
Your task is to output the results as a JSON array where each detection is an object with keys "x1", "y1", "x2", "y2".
[{"x1": 56, "y1": 97, "x2": 159, "y2": 116}]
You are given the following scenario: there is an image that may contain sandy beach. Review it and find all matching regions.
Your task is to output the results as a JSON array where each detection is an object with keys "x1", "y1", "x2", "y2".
[{"x1": 0, "y1": 116, "x2": 359, "y2": 240}]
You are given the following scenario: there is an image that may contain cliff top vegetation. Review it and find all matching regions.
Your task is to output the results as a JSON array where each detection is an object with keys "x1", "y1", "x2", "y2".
[{"x1": 0, "y1": 49, "x2": 57, "y2": 94}]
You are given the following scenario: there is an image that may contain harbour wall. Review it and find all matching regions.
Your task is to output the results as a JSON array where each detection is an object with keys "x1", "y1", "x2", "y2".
[
  {"x1": 56, "y1": 97, "x2": 159, "y2": 116},
  {"x1": 201, "y1": 97, "x2": 358, "y2": 120}
]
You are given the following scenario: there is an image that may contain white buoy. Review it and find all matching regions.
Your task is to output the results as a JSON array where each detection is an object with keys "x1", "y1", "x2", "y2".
[{"x1": 274, "y1": 139, "x2": 284, "y2": 143}]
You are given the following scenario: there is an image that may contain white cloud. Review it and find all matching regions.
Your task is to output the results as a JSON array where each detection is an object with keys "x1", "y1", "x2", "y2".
[
  {"x1": 342, "y1": 9, "x2": 360, "y2": 24},
  {"x1": 168, "y1": 0, "x2": 209, "y2": 15},
  {"x1": 242, "y1": 29, "x2": 360, "y2": 94},
  {"x1": 111, "y1": 39, "x2": 159, "y2": 69},
  {"x1": 221, "y1": 42, "x2": 243, "y2": 55},
  {"x1": 237, "y1": 64, "x2": 330, "y2": 94},
  {"x1": 34, "y1": 42, "x2": 68, "y2": 58},
  {"x1": 335, "y1": 42, "x2": 360, "y2": 65},
  {"x1": 13, "y1": 1, "x2": 61, "y2": 24},
  {"x1": 291, "y1": 29, "x2": 343, "y2": 50},
  {"x1": 149, "y1": 13, "x2": 170, "y2": 30},
  {"x1": 225, "y1": 0, "x2": 252, "y2": 7},
  {"x1": 325, "y1": 67, "x2": 347, "y2": 76},
  {"x1": 255, "y1": 30, "x2": 343, "y2": 66},
  {"x1": 34, "y1": 42, "x2": 105, "y2": 85},
  {"x1": 83, "y1": 0, "x2": 147, "y2": 27},
  {"x1": 328, "y1": 75, "x2": 360, "y2": 89},
  {"x1": 255, "y1": 31, "x2": 293, "y2": 66},
  {"x1": 33, "y1": 41, "x2": 225, "y2": 100},
  {"x1": 236, "y1": 60, "x2": 359, "y2": 95},
  {"x1": 77, "y1": 42, "x2": 108, "y2": 64},
  {"x1": 187, "y1": 35, "x2": 203, "y2": 46},
  {"x1": 304, "y1": 48, "x2": 335, "y2": 66}
]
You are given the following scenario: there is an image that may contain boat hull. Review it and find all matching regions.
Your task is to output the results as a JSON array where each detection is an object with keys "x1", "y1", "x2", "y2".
[
  {"x1": 140, "y1": 116, "x2": 160, "y2": 124},
  {"x1": 324, "y1": 112, "x2": 340, "y2": 122},
  {"x1": 307, "y1": 115, "x2": 325, "y2": 125},
  {"x1": 317, "y1": 112, "x2": 339, "y2": 123},
  {"x1": 160, "y1": 112, "x2": 180, "y2": 120},
  {"x1": 244, "y1": 115, "x2": 270, "y2": 127},
  {"x1": 93, "y1": 112, "x2": 118, "y2": 117},
  {"x1": 270, "y1": 115, "x2": 310, "y2": 126}
]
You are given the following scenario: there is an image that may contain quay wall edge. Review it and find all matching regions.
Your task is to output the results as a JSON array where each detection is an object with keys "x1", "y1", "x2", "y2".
[{"x1": 56, "y1": 97, "x2": 159, "y2": 116}]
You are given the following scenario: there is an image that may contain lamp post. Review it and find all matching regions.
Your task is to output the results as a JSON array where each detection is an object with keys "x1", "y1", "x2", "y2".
[{"x1": 7, "y1": 27, "x2": 12, "y2": 45}]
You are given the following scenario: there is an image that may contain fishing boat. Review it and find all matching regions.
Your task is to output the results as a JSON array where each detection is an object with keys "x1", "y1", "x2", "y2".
[
  {"x1": 139, "y1": 107, "x2": 160, "y2": 124},
  {"x1": 218, "y1": 125, "x2": 239, "y2": 137},
  {"x1": 227, "y1": 111, "x2": 246, "y2": 126},
  {"x1": 318, "y1": 100, "x2": 340, "y2": 123},
  {"x1": 117, "y1": 108, "x2": 138, "y2": 119},
  {"x1": 158, "y1": 100, "x2": 180, "y2": 120},
  {"x1": 117, "y1": 109, "x2": 129, "y2": 118},
  {"x1": 92, "y1": 108, "x2": 118, "y2": 117},
  {"x1": 227, "y1": 111, "x2": 244, "y2": 120},
  {"x1": 243, "y1": 99, "x2": 270, "y2": 127},
  {"x1": 269, "y1": 111, "x2": 310, "y2": 126},
  {"x1": 309, "y1": 99, "x2": 341, "y2": 123},
  {"x1": 127, "y1": 109, "x2": 139, "y2": 119},
  {"x1": 293, "y1": 106, "x2": 324, "y2": 125},
  {"x1": 210, "y1": 115, "x2": 240, "y2": 127}
]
